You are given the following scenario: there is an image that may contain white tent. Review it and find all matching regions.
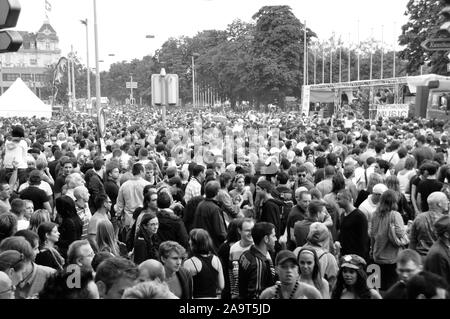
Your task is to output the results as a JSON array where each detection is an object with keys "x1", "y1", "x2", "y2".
[{"x1": 0, "y1": 78, "x2": 52, "y2": 118}]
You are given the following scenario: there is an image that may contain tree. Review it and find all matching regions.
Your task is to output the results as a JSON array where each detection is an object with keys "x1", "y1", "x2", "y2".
[
  {"x1": 399, "y1": 0, "x2": 448, "y2": 75},
  {"x1": 249, "y1": 5, "x2": 317, "y2": 109}
]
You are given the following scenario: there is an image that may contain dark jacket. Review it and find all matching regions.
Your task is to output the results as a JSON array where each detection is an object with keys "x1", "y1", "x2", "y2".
[
  {"x1": 104, "y1": 179, "x2": 119, "y2": 218},
  {"x1": 85, "y1": 169, "x2": 106, "y2": 213},
  {"x1": 425, "y1": 238, "x2": 450, "y2": 286},
  {"x1": 193, "y1": 198, "x2": 227, "y2": 251},
  {"x1": 176, "y1": 267, "x2": 194, "y2": 299},
  {"x1": 260, "y1": 198, "x2": 283, "y2": 239},
  {"x1": 55, "y1": 196, "x2": 82, "y2": 258},
  {"x1": 183, "y1": 195, "x2": 204, "y2": 233},
  {"x1": 133, "y1": 227, "x2": 161, "y2": 264},
  {"x1": 238, "y1": 245, "x2": 275, "y2": 299},
  {"x1": 157, "y1": 209, "x2": 189, "y2": 250}
]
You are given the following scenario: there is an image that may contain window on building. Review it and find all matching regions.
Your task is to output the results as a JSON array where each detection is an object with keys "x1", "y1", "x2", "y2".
[
  {"x1": 35, "y1": 74, "x2": 46, "y2": 82},
  {"x1": 30, "y1": 59, "x2": 37, "y2": 65},
  {"x1": 46, "y1": 41, "x2": 50, "y2": 50},
  {"x1": 21, "y1": 74, "x2": 32, "y2": 81},
  {"x1": 3, "y1": 74, "x2": 20, "y2": 82}
]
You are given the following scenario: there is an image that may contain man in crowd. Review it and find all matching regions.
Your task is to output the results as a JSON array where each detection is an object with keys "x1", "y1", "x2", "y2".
[
  {"x1": 95, "y1": 257, "x2": 139, "y2": 299},
  {"x1": 425, "y1": 215, "x2": 450, "y2": 286}
]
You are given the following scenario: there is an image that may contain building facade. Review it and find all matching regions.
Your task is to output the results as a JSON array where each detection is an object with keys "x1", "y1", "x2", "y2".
[{"x1": 0, "y1": 20, "x2": 61, "y2": 99}]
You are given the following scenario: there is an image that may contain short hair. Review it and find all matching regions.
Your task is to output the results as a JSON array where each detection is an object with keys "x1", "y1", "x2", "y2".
[
  {"x1": 132, "y1": 163, "x2": 145, "y2": 176},
  {"x1": 67, "y1": 240, "x2": 91, "y2": 265},
  {"x1": 396, "y1": 249, "x2": 422, "y2": 266},
  {"x1": 94, "y1": 194, "x2": 109, "y2": 211},
  {"x1": 337, "y1": 189, "x2": 353, "y2": 202},
  {"x1": 93, "y1": 157, "x2": 105, "y2": 171},
  {"x1": 73, "y1": 186, "x2": 89, "y2": 200},
  {"x1": 276, "y1": 171, "x2": 289, "y2": 185},
  {"x1": 192, "y1": 165, "x2": 205, "y2": 177},
  {"x1": 157, "y1": 191, "x2": 172, "y2": 209},
  {"x1": 39, "y1": 267, "x2": 95, "y2": 299},
  {"x1": 158, "y1": 241, "x2": 186, "y2": 260},
  {"x1": 219, "y1": 172, "x2": 232, "y2": 188},
  {"x1": 189, "y1": 228, "x2": 214, "y2": 255},
  {"x1": 14, "y1": 229, "x2": 39, "y2": 249},
  {"x1": 94, "y1": 257, "x2": 139, "y2": 291},
  {"x1": 66, "y1": 173, "x2": 84, "y2": 189},
  {"x1": 122, "y1": 280, "x2": 177, "y2": 299},
  {"x1": 0, "y1": 236, "x2": 34, "y2": 262},
  {"x1": 0, "y1": 213, "x2": 18, "y2": 242},
  {"x1": 324, "y1": 165, "x2": 335, "y2": 177},
  {"x1": 10, "y1": 198, "x2": 26, "y2": 216},
  {"x1": 427, "y1": 192, "x2": 448, "y2": 207},
  {"x1": 404, "y1": 156, "x2": 416, "y2": 170},
  {"x1": 105, "y1": 162, "x2": 120, "y2": 176},
  {"x1": 204, "y1": 181, "x2": 220, "y2": 199},
  {"x1": 406, "y1": 271, "x2": 448, "y2": 299},
  {"x1": 251, "y1": 222, "x2": 274, "y2": 246},
  {"x1": 308, "y1": 200, "x2": 325, "y2": 218}
]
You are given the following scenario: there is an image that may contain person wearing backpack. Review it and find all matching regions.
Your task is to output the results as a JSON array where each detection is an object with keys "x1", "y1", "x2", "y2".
[{"x1": 275, "y1": 171, "x2": 294, "y2": 240}]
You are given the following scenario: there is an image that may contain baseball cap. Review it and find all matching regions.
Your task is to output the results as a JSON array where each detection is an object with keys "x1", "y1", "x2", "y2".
[
  {"x1": 275, "y1": 250, "x2": 297, "y2": 265},
  {"x1": 340, "y1": 254, "x2": 367, "y2": 271}
]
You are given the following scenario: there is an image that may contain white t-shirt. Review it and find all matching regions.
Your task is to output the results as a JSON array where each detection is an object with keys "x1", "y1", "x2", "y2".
[
  {"x1": 3, "y1": 140, "x2": 28, "y2": 169},
  {"x1": 17, "y1": 219, "x2": 30, "y2": 231}
]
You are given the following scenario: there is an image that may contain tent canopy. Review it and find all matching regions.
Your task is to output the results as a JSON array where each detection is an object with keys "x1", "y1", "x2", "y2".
[{"x1": 0, "y1": 78, "x2": 51, "y2": 118}]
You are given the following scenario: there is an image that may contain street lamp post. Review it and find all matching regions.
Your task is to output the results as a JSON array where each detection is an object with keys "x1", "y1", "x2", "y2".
[
  {"x1": 93, "y1": 0, "x2": 101, "y2": 114},
  {"x1": 81, "y1": 19, "x2": 91, "y2": 113}
]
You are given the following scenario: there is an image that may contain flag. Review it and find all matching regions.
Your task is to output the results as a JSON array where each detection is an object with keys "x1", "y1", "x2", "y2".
[
  {"x1": 53, "y1": 57, "x2": 68, "y2": 85},
  {"x1": 45, "y1": 0, "x2": 52, "y2": 12}
]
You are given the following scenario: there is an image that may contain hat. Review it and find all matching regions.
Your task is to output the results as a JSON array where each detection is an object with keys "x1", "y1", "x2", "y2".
[
  {"x1": 372, "y1": 183, "x2": 388, "y2": 195},
  {"x1": 275, "y1": 250, "x2": 298, "y2": 265},
  {"x1": 340, "y1": 254, "x2": 367, "y2": 270},
  {"x1": 434, "y1": 215, "x2": 450, "y2": 236},
  {"x1": 29, "y1": 170, "x2": 42, "y2": 183}
]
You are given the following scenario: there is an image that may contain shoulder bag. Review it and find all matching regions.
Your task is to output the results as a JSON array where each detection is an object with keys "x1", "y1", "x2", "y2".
[{"x1": 388, "y1": 211, "x2": 409, "y2": 247}]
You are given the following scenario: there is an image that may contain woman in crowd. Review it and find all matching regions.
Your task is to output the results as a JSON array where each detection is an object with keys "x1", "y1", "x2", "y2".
[
  {"x1": 370, "y1": 189, "x2": 406, "y2": 292},
  {"x1": 133, "y1": 212, "x2": 161, "y2": 264},
  {"x1": 35, "y1": 222, "x2": 65, "y2": 271},
  {"x1": 183, "y1": 228, "x2": 224, "y2": 299},
  {"x1": 96, "y1": 219, "x2": 127, "y2": 258},
  {"x1": 28, "y1": 209, "x2": 51, "y2": 233},
  {"x1": 385, "y1": 175, "x2": 414, "y2": 224},
  {"x1": 331, "y1": 254, "x2": 381, "y2": 299},
  {"x1": 0, "y1": 250, "x2": 27, "y2": 288},
  {"x1": 216, "y1": 218, "x2": 241, "y2": 300},
  {"x1": 55, "y1": 196, "x2": 82, "y2": 258},
  {"x1": 297, "y1": 247, "x2": 330, "y2": 298},
  {"x1": 229, "y1": 174, "x2": 254, "y2": 218}
]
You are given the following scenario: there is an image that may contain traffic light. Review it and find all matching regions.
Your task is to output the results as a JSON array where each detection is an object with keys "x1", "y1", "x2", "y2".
[
  {"x1": 0, "y1": 0, "x2": 22, "y2": 53},
  {"x1": 440, "y1": 0, "x2": 450, "y2": 34}
]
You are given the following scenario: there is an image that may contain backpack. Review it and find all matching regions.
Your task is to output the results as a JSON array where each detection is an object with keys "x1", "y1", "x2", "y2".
[{"x1": 276, "y1": 187, "x2": 294, "y2": 235}]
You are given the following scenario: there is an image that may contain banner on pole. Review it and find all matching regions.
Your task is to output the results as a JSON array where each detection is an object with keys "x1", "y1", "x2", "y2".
[{"x1": 301, "y1": 85, "x2": 311, "y2": 116}]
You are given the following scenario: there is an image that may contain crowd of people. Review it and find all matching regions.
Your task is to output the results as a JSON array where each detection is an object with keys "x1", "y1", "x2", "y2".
[{"x1": 0, "y1": 104, "x2": 449, "y2": 299}]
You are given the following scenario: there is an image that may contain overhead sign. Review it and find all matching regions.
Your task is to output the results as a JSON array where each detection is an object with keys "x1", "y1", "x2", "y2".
[
  {"x1": 421, "y1": 38, "x2": 450, "y2": 51},
  {"x1": 375, "y1": 104, "x2": 409, "y2": 118},
  {"x1": 126, "y1": 81, "x2": 137, "y2": 89}
]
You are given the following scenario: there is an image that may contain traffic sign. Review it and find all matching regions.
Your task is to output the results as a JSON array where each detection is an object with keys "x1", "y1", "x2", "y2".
[
  {"x1": 126, "y1": 81, "x2": 138, "y2": 89},
  {"x1": 421, "y1": 38, "x2": 450, "y2": 51}
]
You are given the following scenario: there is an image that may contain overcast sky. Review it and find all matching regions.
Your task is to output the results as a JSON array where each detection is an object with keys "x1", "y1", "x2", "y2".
[{"x1": 16, "y1": 0, "x2": 410, "y2": 71}]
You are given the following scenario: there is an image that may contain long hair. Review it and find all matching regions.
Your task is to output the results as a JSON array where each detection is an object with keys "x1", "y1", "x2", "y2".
[
  {"x1": 385, "y1": 175, "x2": 400, "y2": 193},
  {"x1": 374, "y1": 189, "x2": 398, "y2": 217},
  {"x1": 96, "y1": 220, "x2": 120, "y2": 257},
  {"x1": 332, "y1": 267, "x2": 372, "y2": 299},
  {"x1": 37, "y1": 222, "x2": 58, "y2": 249},
  {"x1": 297, "y1": 248, "x2": 325, "y2": 292}
]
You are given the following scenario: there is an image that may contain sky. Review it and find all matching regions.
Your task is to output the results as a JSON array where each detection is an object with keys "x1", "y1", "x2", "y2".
[{"x1": 15, "y1": 0, "x2": 411, "y2": 71}]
